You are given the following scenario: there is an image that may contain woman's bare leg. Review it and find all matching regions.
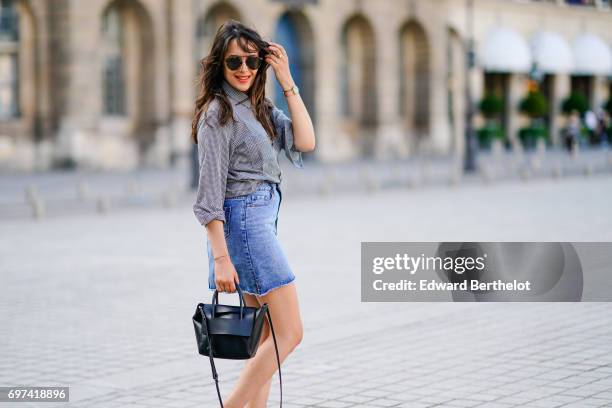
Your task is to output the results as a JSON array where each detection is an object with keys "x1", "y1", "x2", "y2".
[
  {"x1": 242, "y1": 293, "x2": 272, "y2": 408},
  {"x1": 223, "y1": 282, "x2": 303, "y2": 408}
]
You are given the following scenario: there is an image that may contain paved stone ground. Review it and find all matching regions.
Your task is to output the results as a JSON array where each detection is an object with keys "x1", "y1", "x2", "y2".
[{"x1": 1, "y1": 173, "x2": 612, "y2": 407}]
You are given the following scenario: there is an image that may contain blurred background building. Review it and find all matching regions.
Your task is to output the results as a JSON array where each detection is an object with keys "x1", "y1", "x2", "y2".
[{"x1": 0, "y1": 0, "x2": 611, "y2": 171}]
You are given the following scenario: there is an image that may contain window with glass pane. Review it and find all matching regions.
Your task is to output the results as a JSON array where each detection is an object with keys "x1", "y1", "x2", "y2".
[
  {"x1": 0, "y1": 0, "x2": 19, "y2": 118},
  {"x1": 101, "y1": 6, "x2": 126, "y2": 115}
]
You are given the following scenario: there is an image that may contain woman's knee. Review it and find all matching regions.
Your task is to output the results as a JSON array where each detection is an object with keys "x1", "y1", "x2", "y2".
[
  {"x1": 294, "y1": 322, "x2": 303, "y2": 346},
  {"x1": 258, "y1": 283, "x2": 303, "y2": 348},
  {"x1": 283, "y1": 322, "x2": 303, "y2": 350},
  {"x1": 265, "y1": 318, "x2": 302, "y2": 351}
]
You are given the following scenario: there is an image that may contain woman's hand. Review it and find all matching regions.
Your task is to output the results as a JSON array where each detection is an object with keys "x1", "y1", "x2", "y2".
[
  {"x1": 214, "y1": 256, "x2": 240, "y2": 293},
  {"x1": 264, "y1": 41, "x2": 316, "y2": 152},
  {"x1": 265, "y1": 42, "x2": 294, "y2": 91}
]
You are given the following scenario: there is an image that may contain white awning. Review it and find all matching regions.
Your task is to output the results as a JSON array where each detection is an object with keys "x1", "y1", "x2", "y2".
[
  {"x1": 572, "y1": 33, "x2": 612, "y2": 75},
  {"x1": 531, "y1": 31, "x2": 573, "y2": 74},
  {"x1": 480, "y1": 27, "x2": 532, "y2": 73}
]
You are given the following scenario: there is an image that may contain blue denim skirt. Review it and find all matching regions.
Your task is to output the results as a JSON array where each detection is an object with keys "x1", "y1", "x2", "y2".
[{"x1": 206, "y1": 181, "x2": 296, "y2": 297}]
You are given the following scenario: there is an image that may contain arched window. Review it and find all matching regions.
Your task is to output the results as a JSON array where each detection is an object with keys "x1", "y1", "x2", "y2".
[
  {"x1": 274, "y1": 11, "x2": 315, "y2": 124},
  {"x1": 101, "y1": 5, "x2": 126, "y2": 115},
  {"x1": 0, "y1": 0, "x2": 19, "y2": 118},
  {"x1": 99, "y1": 0, "x2": 156, "y2": 152},
  {"x1": 339, "y1": 14, "x2": 377, "y2": 157},
  {"x1": 340, "y1": 15, "x2": 376, "y2": 126},
  {"x1": 399, "y1": 21, "x2": 430, "y2": 142}
]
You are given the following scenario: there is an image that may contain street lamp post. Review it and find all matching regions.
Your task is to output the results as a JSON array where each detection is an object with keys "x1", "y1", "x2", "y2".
[{"x1": 464, "y1": 0, "x2": 478, "y2": 172}]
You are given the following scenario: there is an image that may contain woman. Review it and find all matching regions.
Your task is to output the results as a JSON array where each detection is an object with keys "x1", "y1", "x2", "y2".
[{"x1": 191, "y1": 19, "x2": 315, "y2": 407}]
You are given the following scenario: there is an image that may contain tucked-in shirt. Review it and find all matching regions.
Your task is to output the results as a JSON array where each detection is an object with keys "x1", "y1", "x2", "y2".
[{"x1": 193, "y1": 79, "x2": 304, "y2": 226}]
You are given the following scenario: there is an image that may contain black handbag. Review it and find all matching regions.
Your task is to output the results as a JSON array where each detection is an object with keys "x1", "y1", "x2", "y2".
[{"x1": 193, "y1": 284, "x2": 282, "y2": 407}]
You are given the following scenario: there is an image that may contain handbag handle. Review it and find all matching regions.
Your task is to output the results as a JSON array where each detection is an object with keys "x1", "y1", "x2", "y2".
[
  {"x1": 200, "y1": 303, "x2": 282, "y2": 407},
  {"x1": 212, "y1": 281, "x2": 245, "y2": 319}
]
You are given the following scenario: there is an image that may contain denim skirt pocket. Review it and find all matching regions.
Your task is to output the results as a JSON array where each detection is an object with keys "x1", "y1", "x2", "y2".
[{"x1": 246, "y1": 184, "x2": 273, "y2": 207}]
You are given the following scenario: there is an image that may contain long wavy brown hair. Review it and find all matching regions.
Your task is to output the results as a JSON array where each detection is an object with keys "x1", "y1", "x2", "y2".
[{"x1": 191, "y1": 19, "x2": 276, "y2": 144}]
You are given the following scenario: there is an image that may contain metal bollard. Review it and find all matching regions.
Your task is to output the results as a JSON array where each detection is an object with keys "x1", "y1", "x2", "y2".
[
  {"x1": 25, "y1": 185, "x2": 38, "y2": 204},
  {"x1": 519, "y1": 166, "x2": 530, "y2": 181},
  {"x1": 77, "y1": 180, "x2": 89, "y2": 200},
  {"x1": 30, "y1": 196, "x2": 45, "y2": 220},
  {"x1": 96, "y1": 196, "x2": 110, "y2": 214},
  {"x1": 391, "y1": 165, "x2": 403, "y2": 187},
  {"x1": 552, "y1": 163, "x2": 563, "y2": 178},
  {"x1": 421, "y1": 160, "x2": 432, "y2": 184},
  {"x1": 530, "y1": 156, "x2": 541, "y2": 173}
]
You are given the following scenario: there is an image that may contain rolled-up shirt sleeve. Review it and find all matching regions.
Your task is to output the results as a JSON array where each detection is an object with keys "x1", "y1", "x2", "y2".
[
  {"x1": 193, "y1": 111, "x2": 230, "y2": 226},
  {"x1": 271, "y1": 106, "x2": 304, "y2": 169}
]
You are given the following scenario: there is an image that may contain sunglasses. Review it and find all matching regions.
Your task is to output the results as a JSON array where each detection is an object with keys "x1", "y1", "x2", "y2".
[{"x1": 224, "y1": 55, "x2": 263, "y2": 71}]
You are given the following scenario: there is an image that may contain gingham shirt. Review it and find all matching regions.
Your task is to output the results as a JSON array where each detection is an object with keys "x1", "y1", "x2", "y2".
[{"x1": 193, "y1": 80, "x2": 304, "y2": 226}]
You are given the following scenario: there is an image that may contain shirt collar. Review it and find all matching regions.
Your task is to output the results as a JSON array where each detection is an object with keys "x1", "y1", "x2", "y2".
[{"x1": 222, "y1": 80, "x2": 251, "y2": 108}]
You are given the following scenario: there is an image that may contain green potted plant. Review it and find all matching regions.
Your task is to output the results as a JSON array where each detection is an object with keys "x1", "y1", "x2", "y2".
[
  {"x1": 477, "y1": 93, "x2": 505, "y2": 150},
  {"x1": 561, "y1": 92, "x2": 588, "y2": 116},
  {"x1": 518, "y1": 90, "x2": 549, "y2": 150}
]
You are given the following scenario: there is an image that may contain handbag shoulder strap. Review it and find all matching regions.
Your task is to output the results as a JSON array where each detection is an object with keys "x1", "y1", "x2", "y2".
[
  {"x1": 266, "y1": 307, "x2": 283, "y2": 406},
  {"x1": 201, "y1": 305, "x2": 282, "y2": 407},
  {"x1": 201, "y1": 306, "x2": 224, "y2": 405}
]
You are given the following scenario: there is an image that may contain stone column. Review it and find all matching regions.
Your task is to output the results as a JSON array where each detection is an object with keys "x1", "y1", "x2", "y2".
[
  {"x1": 54, "y1": 0, "x2": 106, "y2": 169},
  {"x1": 371, "y1": 7, "x2": 407, "y2": 160},
  {"x1": 169, "y1": 0, "x2": 196, "y2": 169},
  {"x1": 140, "y1": 0, "x2": 172, "y2": 168},
  {"x1": 306, "y1": 3, "x2": 352, "y2": 162},
  {"x1": 427, "y1": 21, "x2": 452, "y2": 156},
  {"x1": 552, "y1": 73, "x2": 570, "y2": 147},
  {"x1": 507, "y1": 72, "x2": 525, "y2": 149},
  {"x1": 31, "y1": 0, "x2": 52, "y2": 142}
]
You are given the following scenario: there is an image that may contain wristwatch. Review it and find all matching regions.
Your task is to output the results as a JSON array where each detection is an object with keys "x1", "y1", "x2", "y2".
[{"x1": 283, "y1": 84, "x2": 299, "y2": 97}]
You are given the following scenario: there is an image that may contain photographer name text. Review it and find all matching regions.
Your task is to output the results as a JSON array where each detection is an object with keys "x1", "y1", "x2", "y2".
[{"x1": 371, "y1": 253, "x2": 531, "y2": 292}]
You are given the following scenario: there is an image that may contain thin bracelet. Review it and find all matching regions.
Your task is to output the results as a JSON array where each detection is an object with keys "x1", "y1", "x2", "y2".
[
  {"x1": 214, "y1": 254, "x2": 229, "y2": 261},
  {"x1": 283, "y1": 84, "x2": 299, "y2": 98}
]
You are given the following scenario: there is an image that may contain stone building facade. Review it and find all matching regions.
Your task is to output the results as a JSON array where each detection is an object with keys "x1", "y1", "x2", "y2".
[{"x1": 0, "y1": 0, "x2": 611, "y2": 171}]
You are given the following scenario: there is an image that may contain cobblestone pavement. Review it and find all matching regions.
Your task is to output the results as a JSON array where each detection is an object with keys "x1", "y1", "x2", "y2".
[{"x1": 1, "y1": 174, "x2": 612, "y2": 407}]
